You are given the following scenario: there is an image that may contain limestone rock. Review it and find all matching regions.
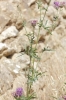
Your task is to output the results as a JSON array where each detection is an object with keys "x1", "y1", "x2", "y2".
[
  {"x1": 60, "y1": 36, "x2": 66, "y2": 50},
  {"x1": 0, "y1": 57, "x2": 20, "y2": 75},
  {"x1": 0, "y1": 43, "x2": 8, "y2": 53},
  {"x1": 61, "y1": 19, "x2": 66, "y2": 28},
  {"x1": 33, "y1": 43, "x2": 45, "y2": 52},
  {"x1": 12, "y1": 53, "x2": 30, "y2": 65},
  {"x1": 15, "y1": 18, "x2": 24, "y2": 30},
  {"x1": 0, "y1": 0, "x2": 66, "y2": 100},
  {"x1": 0, "y1": 57, "x2": 17, "y2": 74},
  {"x1": 0, "y1": 74, "x2": 27, "y2": 100},
  {"x1": 55, "y1": 24, "x2": 66, "y2": 38},
  {"x1": 3, "y1": 48, "x2": 16, "y2": 57},
  {"x1": 0, "y1": 26, "x2": 18, "y2": 42},
  {"x1": 0, "y1": 54, "x2": 3, "y2": 58},
  {"x1": 0, "y1": 0, "x2": 39, "y2": 33},
  {"x1": 47, "y1": 6, "x2": 57, "y2": 16},
  {"x1": 13, "y1": 74, "x2": 27, "y2": 94},
  {"x1": 0, "y1": 58, "x2": 14, "y2": 95},
  {"x1": 44, "y1": 31, "x2": 61, "y2": 49},
  {"x1": 0, "y1": 44, "x2": 16, "y2": 58},
  {"x1": 19, "y1": 27, "x2": 32, "y2": 36},
  {"x1": 32, "y1": 47, "x2": 66, "y2": 100},
  {"x1": 0, "y1": 91, "x2": 14, "y2": 100},
  {"x1": 0, "y1": 54, "x2": 29, "y2": 76},
  {"x1": 0, "y1": 0, "x2": 27, "y2": 32},
  {"x1": 0, "y1": 14, "x2": 10, "y2": 33},
  {"x1": 9, "y1": 35, "x2": 30, "y2": 53},
  {"x1": 59, "y1": 7, "x2": 66, "y2": 18},
  {"x1": 27, "y1": 0, "x2": 36, "y2": 6}
]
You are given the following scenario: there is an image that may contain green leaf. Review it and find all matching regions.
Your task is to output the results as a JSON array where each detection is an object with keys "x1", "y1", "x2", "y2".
[{"x1": 42, "y1": 47, "x2": 52, "y2": 52}]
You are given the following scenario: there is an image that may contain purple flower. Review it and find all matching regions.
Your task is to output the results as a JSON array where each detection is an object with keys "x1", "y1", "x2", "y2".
[
  {"x1": 54, "y1": 1, "x2": 66, "y2": 9},
  {"x1": 59, "y1": 2, "x2": 66, "y2": 7},
  {"x1": 12, "y1": 87, "x2": 23, "y2": 98},
  {"x1": 54, "y1": 1, "x2": 60, "y2": 9},
  {"x1": 62, "y1": 95, "x2": 66, "y2": 100},
  {"x1": 30, "y1": 19, "x2": 37, "y2": 27}
]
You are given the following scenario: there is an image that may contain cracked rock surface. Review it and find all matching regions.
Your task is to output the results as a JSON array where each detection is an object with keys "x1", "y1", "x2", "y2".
[{"x1": 0, "y1": 0, "x2": 66, "y2": 100}]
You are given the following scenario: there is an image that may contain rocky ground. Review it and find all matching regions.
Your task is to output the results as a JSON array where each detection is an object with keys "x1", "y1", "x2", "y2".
[{"x1": 0, "y1": 0, "x2": 66, "y2": 100}]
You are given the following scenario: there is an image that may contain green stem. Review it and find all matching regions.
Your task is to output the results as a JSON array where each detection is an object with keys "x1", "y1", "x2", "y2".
[
  {"x1": 32, "y1": 58, "x2": 35, "y2": 81},
  {"x1": 27, "y1": 0, "x2": 51, "y2": 98},
  {"x1": 35, "y1": 6, "x2": 41, "y2": 48},
  {"x1": 27, "y1": 26, "x2": 35, "y2": 97},
  {"x1": 42, "y1": 0, "x2": 51, "y2": 22},
  {"x1": 32, "y1": 27, "x2": 35, "y2": 79},
  {"x1": 35, "y1": 0, "x2": 51, "y2": 48}
]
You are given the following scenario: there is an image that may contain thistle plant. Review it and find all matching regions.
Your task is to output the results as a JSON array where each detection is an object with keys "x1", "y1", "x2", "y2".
[
  {"x1": 54, "y1": 1, "x2": 66, "y2": 9},
  {"x1": 12, "y1": 0, "x2": 66, "y2": 100},
  {"x1": 12, "y1": 88, "x2": 23, "y2": 98}
]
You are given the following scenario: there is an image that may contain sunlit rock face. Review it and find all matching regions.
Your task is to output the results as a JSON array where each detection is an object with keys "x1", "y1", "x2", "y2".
[
  {"x1": 0, "y1": 0, "x2": 37, "y2": 33},
  {"x1": 0, "y1": 57, "x2": 14, "y2": 95},
  {"x1": 0, "y1": 26, "x2": 18, "y2": 42},
  {"x1": 0, "y1": 0, "x2": 66, "y2": 100}
]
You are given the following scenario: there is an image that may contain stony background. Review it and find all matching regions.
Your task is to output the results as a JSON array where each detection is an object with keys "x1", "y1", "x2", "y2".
[{"x1": 0, "y1": 0, "x2": 66, "y2": 100}]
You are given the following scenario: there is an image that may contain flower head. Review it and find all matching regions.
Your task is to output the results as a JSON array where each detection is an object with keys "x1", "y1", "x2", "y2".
[
  {"x1": 12, "y1": 87, "x2": 23, "y2": 98},
  {"x1": 30, "y1": 19, "x2": 37, "y2": 27},
  {"x1": 54, "y1": 1, "x2": 66, "y2": 9},
  {"x1": 62, "y1": 95, "x2": 66, "y2": 100},
  {"x1": 54, "y1": 1, "x2": 60, "y2": 9}
]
